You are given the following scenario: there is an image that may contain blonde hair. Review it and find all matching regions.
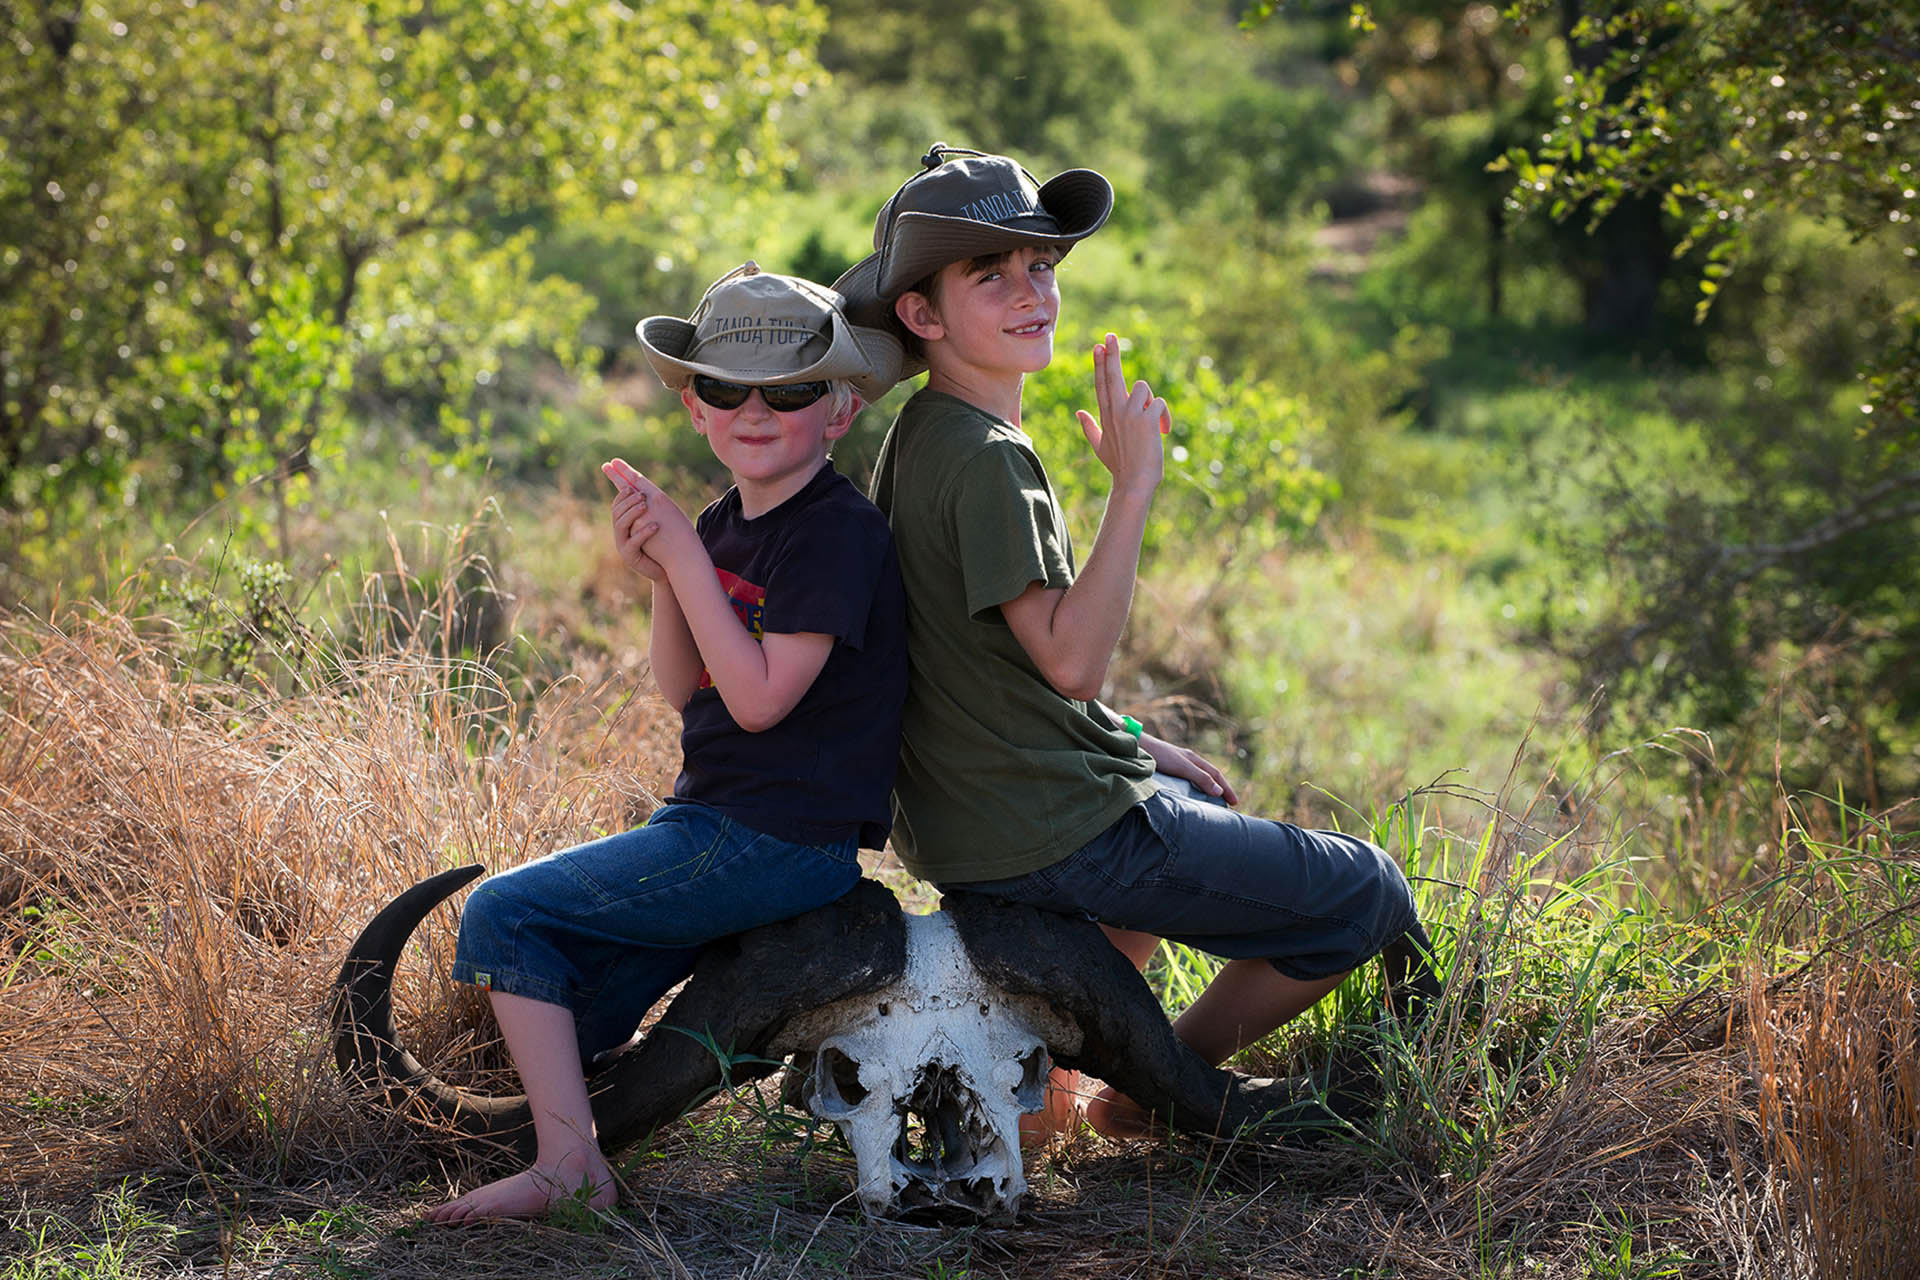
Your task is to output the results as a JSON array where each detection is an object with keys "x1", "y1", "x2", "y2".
[{"x1": 825, "y1": 379, "x2": 859, "y2": 424}]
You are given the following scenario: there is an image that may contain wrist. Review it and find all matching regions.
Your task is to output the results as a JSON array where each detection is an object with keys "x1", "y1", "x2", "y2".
[{"x1": 655, "y1": 533, "x2": 705, "y2": 583}]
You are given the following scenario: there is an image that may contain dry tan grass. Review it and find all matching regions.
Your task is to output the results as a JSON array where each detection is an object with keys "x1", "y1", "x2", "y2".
[
  {"x1": 3, "y1": 593, "x2": 1917, "y2": 1278},
  {"x1": 1741, "y1": 961, "x2": 1920, "y2": 1278},
  {"x1": 0, "y1": 595, "x2": 678, "y2": 1193}
]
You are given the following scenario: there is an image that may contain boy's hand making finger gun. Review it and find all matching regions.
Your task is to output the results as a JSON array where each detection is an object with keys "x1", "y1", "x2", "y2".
[
  {"x1": 1076, "y1": 332, "x2": 1170, "y2": 500},
  {"x1": 602, "y1": 458, "x2": 670, "y2": 582}
]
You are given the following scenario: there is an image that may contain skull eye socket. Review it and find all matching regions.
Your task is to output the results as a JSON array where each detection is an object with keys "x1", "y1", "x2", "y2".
[
  {"x1": 812, "y1": 1044, "x2": 869, "y2": 1117},
  {"x1": 1012, "y1": 1045, "x2": 1048, "y2": 1111}
]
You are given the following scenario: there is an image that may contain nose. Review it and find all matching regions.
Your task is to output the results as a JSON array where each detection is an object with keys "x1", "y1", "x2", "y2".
[{"x1": 738, "y1": 388, "x2": 774, "y2": 419}]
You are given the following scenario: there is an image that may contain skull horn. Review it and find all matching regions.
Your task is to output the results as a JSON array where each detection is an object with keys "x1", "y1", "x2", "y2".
[
  {"x1": 941, "y1": 891, "x2": 1440, "y2": 1137},
  {"x1": 332, "y1": 867, "x2": 909, "y2": 1160},
  {"x1": 331, "y1": 864, "x2": 534, "y2": 1150}
]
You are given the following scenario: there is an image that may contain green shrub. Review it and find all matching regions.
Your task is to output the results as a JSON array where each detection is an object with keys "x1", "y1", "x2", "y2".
[{"x1": 1023, "y1": 310, "x2": 1336, "y2": 566}]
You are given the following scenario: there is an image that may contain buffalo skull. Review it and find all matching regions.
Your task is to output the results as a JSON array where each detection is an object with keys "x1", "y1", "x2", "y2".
[
  {"x1": 775, "y1": 909, "x2": 1078, "y2": 1218},
  {"x1": 333, "y1": 868, "x2": 1436, "y2": 1220}
]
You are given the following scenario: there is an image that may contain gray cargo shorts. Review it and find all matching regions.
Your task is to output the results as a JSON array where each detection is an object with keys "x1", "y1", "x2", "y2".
[{"x1": 949, "y1": 776, "x2": 1418, "y2": 981}]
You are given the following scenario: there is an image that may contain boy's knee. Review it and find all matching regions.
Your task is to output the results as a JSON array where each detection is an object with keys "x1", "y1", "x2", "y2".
[
  {"x1": 456, "y1": 871, "x2": 523, "y2": 940},
  {"x1": 1382, "y1": 864, "x2": 1420, "y2": 946},
  {"x1": 1349, "y1": 839, "x2": 1419, "y2": 953}
]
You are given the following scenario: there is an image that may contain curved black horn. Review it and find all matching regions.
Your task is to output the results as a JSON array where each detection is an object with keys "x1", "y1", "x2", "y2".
[
  {"x1": 333, "y1": 869, "x2": 910, "y2": 1161},
  {"x1": 332, "y1": 864, "x2": 540, "y2": 1155},
  {"x1": 583, "y1": 876, "x2": 908, "y2": 1152},
  {"x1": 941, "y1": 893, "x2": 1432, "y2": 1139}
]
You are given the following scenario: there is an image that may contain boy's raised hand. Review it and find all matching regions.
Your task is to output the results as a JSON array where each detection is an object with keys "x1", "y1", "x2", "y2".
[
  {"x1": 603, "y1": 458, "x2": 693, "y2": 582},
  {"x1": 1075, "y1": 333, "x2": 1170, "y2": 498}
]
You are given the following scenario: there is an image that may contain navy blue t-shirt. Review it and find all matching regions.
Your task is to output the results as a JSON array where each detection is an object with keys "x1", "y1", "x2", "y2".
[{"x1": 671, "y1": 462, "x2": 907, "y2": 849}]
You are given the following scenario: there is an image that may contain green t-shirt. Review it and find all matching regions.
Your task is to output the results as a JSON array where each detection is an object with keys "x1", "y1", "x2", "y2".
[{"x1": 869, "y1": 388, "x2": 1156, "y2": 883}]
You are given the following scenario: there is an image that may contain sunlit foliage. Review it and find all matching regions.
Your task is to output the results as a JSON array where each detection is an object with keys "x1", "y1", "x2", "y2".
[
  {"x1": 1025, "y1": 310, "x2": 1336, "y2": 567},
  {"x1": 1501, "y1": 0, "x2": 1918, "y2": 426},
  {"x1": 1491, "y1": 0, "x2": 1920, "y2": 801},
  {"x1": 0, "y1": 0, "x2": 826, "y2": 543}
]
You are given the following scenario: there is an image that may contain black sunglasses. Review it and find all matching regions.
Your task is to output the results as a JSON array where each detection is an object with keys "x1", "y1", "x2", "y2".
[{"x1": 692, "y1": 375, "x2": 830, "y2": 413}]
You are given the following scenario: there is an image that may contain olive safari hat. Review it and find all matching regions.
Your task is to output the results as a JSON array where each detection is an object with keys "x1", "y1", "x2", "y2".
[
  {"x1": 831, "y1": 143, "x2": 1113, "y2": 340},
  {"x1": 637, "y1": 261, "x2": 905, "y2": 404}
]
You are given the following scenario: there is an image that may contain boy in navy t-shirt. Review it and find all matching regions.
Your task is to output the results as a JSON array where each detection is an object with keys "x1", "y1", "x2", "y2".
[{"x1": 428, "y1": 263, "x2": 907, "y2": 1222}]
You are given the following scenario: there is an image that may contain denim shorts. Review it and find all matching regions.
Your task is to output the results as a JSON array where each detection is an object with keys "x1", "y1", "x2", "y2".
[
  {"x1": 450, "y1": 801, "x2": 862, "y2": 1060},
  {"x1": 951, "y1": 777, "x2": 1417, "y2": 981}
]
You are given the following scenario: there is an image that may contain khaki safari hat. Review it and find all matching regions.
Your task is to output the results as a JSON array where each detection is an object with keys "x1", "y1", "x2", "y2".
[
  {"x1": 637, "y1": 261, "x2": 905, "y2": 404},
  {"x1": 832, "y1": 143, "x2": 1114, "y2": 345}
]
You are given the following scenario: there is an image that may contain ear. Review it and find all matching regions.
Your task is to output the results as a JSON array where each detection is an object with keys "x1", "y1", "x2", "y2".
[
  {"x1": 680, "y1": 384, "x2": 709, "y2": 434},
  {"x1": 823, "y1": 394, "x2": 864, "y2": 443},
  {"x1": 894, "y1": 290, "x2": 944, "y2": 343}
]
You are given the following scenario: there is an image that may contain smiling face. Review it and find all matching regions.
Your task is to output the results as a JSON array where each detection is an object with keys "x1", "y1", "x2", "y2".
[
  {"x1": 896, "y1": 245, "x2": 1064, "y2": 402},
  {"x1": 682, "y1": 382, "x2": 855, "y2": 517}
]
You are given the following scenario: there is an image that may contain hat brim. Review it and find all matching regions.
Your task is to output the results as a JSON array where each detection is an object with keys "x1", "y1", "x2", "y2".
[
  {"x1": 829, "y1": 254, "x2": 933, "y2": 380},
  {"x1": 833, "y1": 167, "x2": 1113, "y2": 374},
  {"x1": 830, "y1": 254, "x2": 897, "y2": 334},
  {"x1": 876, "y1": 168, "x2": 1114, "y2": 300},
  {"x1": 637, "y1": 311, "x2": 904, "y2": 405}
]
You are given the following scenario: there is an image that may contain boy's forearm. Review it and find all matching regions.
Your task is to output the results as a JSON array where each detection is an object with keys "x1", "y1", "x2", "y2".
[
  {"x1": 659, "y1": 542, "x2": 829, "y2": 732},
  {"x1": 646, "y1": 580, "x2": 701, "y2": 709},
  {"x1": 670, "y1": 561, "x2": 771, "y2": 694},
  {"x1": 1056, "y1": 488, "x2": 1153, "y2": 680},
  {"x1": 1006, "y1": 485, "x2": 1153, "y2": 701}
]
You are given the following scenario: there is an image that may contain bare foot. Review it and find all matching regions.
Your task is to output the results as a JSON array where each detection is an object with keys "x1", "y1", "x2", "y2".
[
  {"x1": 425, "y1": 1150, "x2": 617, "y2": 1224},
  {"x1": 1019, "y1": 1066, "x2": 1085, "y2": 1149},
  {"x1": 1083, "y1": 1085, "x2": 1166, "y2": 1141}
]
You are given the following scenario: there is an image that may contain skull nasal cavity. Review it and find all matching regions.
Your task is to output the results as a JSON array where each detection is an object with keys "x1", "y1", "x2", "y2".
[{"x1": 823, "y1": 1045, "x2": 868, "y2": 1104}]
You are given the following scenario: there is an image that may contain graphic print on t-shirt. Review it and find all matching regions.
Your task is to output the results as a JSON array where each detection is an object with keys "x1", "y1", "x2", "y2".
[{"x1": 696, "y1": 567, "x2": 767, "y2": 689}]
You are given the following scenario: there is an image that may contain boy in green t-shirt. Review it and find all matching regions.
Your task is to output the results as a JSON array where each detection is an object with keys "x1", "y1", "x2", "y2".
[{"x1": 835, "y1": 145, "x2": 1425, "y2": 1137}]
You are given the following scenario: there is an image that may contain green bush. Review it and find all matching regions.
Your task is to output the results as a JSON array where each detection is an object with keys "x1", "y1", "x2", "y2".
[{"x1": 1023, "y1": 310, "x2": 1336, "y2": 566}]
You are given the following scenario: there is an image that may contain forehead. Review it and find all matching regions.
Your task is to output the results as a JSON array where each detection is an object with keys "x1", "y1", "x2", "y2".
[{"x1": 938, "y1": 244, "x2": 1059, "y2": 281}]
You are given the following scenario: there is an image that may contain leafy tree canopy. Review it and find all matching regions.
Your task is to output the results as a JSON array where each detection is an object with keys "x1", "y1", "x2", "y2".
[
  {"x1": 1501, "y1": 0, "x2": 1918, "y2": 427},
  {"x1": 815, "y1": 0, "x2": 1148, "y2": 164},
  {"x1": 1491, "y1": 0, "x2": 1920, "y2": 795},
  {"x1": 1, "y1": 0, "x2": 825, "y2": 546}
]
